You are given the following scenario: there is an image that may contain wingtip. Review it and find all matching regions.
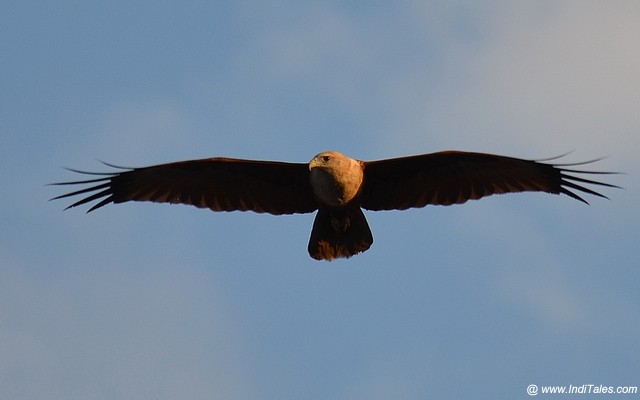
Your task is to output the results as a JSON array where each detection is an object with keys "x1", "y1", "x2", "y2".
[{"x1": 533, "y1": 150, "x2": 576, "y2": 162}]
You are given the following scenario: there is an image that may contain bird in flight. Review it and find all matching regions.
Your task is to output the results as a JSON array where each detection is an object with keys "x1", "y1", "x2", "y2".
[{"x1": 51, "y1": 150, "x2": 617, "y2": 260}]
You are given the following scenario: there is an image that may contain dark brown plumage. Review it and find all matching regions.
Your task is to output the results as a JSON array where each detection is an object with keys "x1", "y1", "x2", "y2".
[{"x1": 51, "y1": 150, "x2": 618, "y2": 260}]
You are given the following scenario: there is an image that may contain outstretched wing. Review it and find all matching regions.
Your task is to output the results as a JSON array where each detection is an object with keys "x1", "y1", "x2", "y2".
[
  {"x1": 51, "y1": 157, "x2": 317, "y2": 215},
  {"x1": 360, "y1": 151, "x2": 618, "y2": 210}
]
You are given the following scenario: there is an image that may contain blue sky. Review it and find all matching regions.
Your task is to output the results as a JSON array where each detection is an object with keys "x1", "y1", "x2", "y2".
[{"x1": 2, "y1": 1, "x2": 639, "y2": 399}]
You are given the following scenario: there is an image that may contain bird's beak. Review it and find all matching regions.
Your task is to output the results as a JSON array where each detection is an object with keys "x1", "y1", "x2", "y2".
[{"x1": 309, "y1": 157, "x2": 319, "y2": 171}]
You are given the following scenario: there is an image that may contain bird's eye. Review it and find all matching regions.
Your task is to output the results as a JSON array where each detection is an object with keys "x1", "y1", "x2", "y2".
[{"x1": 322, "y1": 155, "x2": 331, "y2": 162}]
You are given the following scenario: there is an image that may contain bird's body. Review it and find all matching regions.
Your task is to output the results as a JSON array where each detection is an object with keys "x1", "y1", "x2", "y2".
[
  {"x1": 52, "y1": 150, "x2": 618, "y2": 260},
  {"x1": 306, "y1": 152, "x2": 373, "y2": 259}
]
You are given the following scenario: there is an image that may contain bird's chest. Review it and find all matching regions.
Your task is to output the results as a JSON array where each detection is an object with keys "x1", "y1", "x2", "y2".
[{"x1": 309, "y1": 169, "x2": 361, "y2": 207}]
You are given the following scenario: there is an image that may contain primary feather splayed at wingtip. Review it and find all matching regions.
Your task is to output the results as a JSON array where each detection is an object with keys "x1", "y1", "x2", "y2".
[
  {"x1": 552, "y1": 158, "x2": 622, "y2": 204},
  {"x1": 49, "y1": 171, "x2": 121, "y2": 212}
]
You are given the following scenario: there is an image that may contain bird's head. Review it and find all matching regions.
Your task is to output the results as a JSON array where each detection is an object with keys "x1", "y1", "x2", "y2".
[
  {"x1": 309, "y1": 151, "x2": 344, "y2": 171},
  {"x1": 309, "y1": 151, "x2": 364, "y2": 207}
]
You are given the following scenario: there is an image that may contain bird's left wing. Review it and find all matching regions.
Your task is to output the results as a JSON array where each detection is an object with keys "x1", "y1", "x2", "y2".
[
  {"x1": 360, "y1": 151, "x2": 618, "y2": 211},
  {"x1": 51, "y1": 157, "x2": 317, "y2": 215}
]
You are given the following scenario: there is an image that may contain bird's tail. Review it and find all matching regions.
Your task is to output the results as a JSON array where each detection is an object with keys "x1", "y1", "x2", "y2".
[{"x1": 308, "y1": 208, "x2": 373, "y2": 261}]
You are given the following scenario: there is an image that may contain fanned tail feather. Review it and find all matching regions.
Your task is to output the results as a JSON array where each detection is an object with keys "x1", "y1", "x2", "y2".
[{"x1": 308, "y1": 208, "x2": 373, "y2": 261}]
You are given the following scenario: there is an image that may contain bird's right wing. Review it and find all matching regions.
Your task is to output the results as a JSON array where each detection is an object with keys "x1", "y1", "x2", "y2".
[{"x1": 51, "y1": 157, "x2": 318, "y2": 215}]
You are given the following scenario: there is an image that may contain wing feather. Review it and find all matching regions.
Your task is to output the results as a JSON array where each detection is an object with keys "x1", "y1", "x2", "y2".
[
  {"x1": 51, "y1": 158, "x2": 317, "y2": 215},
  {"x1": 360, "y1": 151, "x2": 618, "y2": 210}
]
